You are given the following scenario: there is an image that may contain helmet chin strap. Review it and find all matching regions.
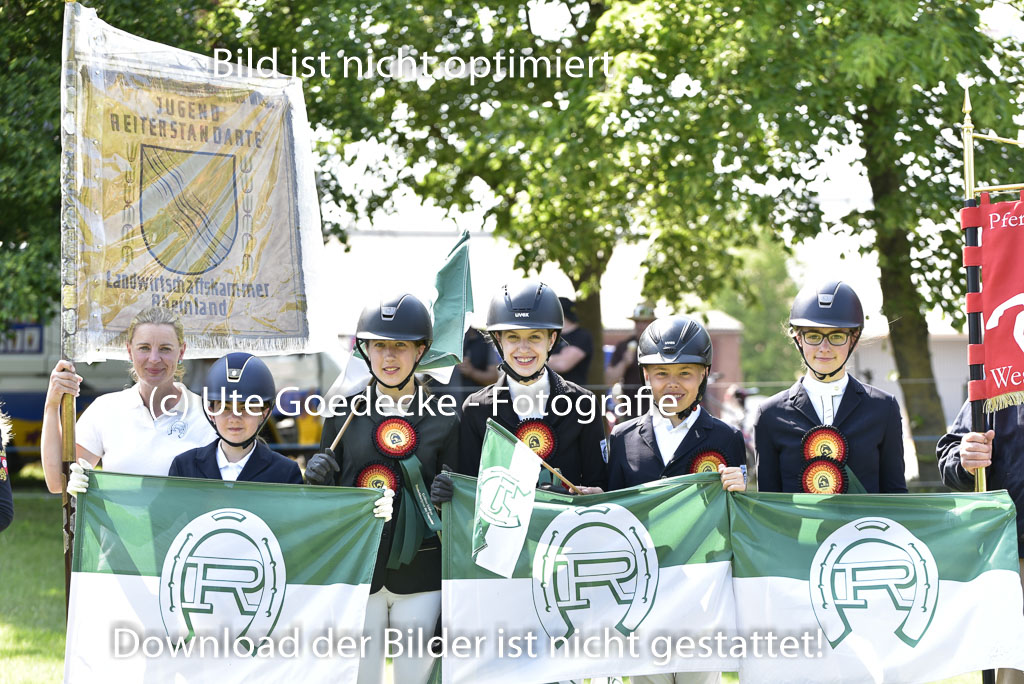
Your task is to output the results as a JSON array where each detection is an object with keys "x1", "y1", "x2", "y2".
[
  {"x1": 499, "y1": 360, "x2": 547, "y2": 384},
  {"x1": 791, "y1": 331, "x2": 861, "y2": 382},
  {"x1": 373, "y1": 368, "x2": 417, "y2": 391},
  {"x1": 493, "y1": 332, "x2": 557, "y2": 384},
  {"x1": 356, "y1": 339, "x2": 429, "y2": 391}
]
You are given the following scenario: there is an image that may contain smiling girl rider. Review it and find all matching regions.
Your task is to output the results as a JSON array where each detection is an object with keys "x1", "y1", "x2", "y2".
[
  {"x1": 449, "y1": 280, "x2": 606, "y2": 492},
  {"x1": 163, "y1": 352, "x2": 302, "y2": 484},
  {"x1": 606, "y1": 315, "x2": 746, "y2": 494},
  {"x1": 754, "y1": 280, "x2": 907, "y2": 494},
  {"x1": 304, "y1": 294, "x2": 458, "y2": 684}
]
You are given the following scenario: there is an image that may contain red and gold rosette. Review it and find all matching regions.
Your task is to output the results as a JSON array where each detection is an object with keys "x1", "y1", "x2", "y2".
[
  {"x1": 0, "y1": 456, "x2": 7, "y2": 481},
  {"x1": 801, "y1": 457, "x2": 848, "y2": 494},
  {"x1": 690, "y1": 451, "x2": 727, "y2": 474},
  {"x1": 374, "y1": 418, "x2": 418, "y2": 459},
  {"x1": 515, "y1": 420, "x2": 557, "y2": 460},
  {"x1": 356, "y1": 461, "x2": 401, "y2": 491},
  {"x1": 801, "y1": 425, "x2": 848, "y2": 465}
]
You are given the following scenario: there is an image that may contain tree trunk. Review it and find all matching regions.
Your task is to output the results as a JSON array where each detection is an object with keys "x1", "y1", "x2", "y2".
[
  {"x1": 567, "y1": 258, "x2": 607, "y2": 389},
  {"x1": 875, "y1": 232, "x2": 946, "y2": 482},
  {"x1": 862, "y1": 107, "x2": 946, "y2": 483},
  {"x1": 576, "y1": 288, "x2": 604, "y2": 388}
]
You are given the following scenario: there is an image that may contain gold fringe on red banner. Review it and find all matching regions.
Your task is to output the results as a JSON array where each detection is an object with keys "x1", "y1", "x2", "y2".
[{"x1": 984, "y1": 392, "x2": 1024, "y2": 414}]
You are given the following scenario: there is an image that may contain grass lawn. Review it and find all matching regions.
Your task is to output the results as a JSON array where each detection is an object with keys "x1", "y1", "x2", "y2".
[
  {"x1": 0, "y1": 487, "x2": 66, "y2": 684},
  {"x1": 0, "y1": 470, "x2": 992, "y2": 684}
]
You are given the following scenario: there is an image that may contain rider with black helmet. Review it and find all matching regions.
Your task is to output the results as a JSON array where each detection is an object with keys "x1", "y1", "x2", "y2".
[
  {"x1": 453, "y1": 279, "x2": 607, "y2": 491},
  {"x1": 607, "y1": 315, "x2": 747, "y2": 492},
  {"x1": 754, "y1": 280, "x2": 907, "y2": 494},
  {"x1": 166, "y1": 352, "x2": 304, "y2": 484},
  {"x1": 606, "y1": 314, "x2": 743, "y2": 684},
  {"x1": 306, "y1": 293, "x2": 458, "y2": 684}
]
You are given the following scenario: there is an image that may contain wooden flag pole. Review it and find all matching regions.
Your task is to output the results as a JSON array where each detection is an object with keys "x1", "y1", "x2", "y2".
[
  {"x1": 60, "y1": 391, "x2": 75, "y2": 616},
  {"x1": 329, "y1": 410, "x2": 356, "y2": 452},
  {"x1": 538, "y1": 459, "x2": 582, "y2": 495}
]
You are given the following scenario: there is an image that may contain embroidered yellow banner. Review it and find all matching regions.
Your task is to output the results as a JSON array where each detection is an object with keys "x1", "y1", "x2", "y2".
[{"x1": 61, "y1": 3, "x2": 326, "y2": 360}]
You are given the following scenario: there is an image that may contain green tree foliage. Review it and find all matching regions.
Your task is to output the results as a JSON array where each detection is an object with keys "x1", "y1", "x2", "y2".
[
  {"x1": 241, "y1": 1, "x2": 642, "y2": 366},
  {"x1": 601, "y1": 0, "x2": 1024, "y2": 469},
  {"x1": 256, "y1": 0, "x2": 1018, "y2": 467},
  {"x1": 7, "y1": 2, "x2": 1023, "y2": 461},
  {"x1": 710, "y1": 237, "x2": 802, "y2": 384},
  {"x1": 240, "y1": 0, "x2": 766, "y2": 379},
  {"x1": 1, "y1": 1, "x2": 66, "y2": 330}
]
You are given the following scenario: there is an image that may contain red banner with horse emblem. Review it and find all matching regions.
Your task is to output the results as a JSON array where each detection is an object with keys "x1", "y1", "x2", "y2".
[{"x1": 961, "y1": 191, "x2": 1024, "y2": 411}]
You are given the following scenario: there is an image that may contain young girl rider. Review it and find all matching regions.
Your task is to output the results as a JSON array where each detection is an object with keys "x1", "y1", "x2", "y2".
[
  {"x1": 304, "y1": 294, "x2": 457, "y2": 684},
  {"x1": 754, "y1": 280, "x2": 907, "y2": 494},
  {"x1": 451, "y1": 280, "x2": 606, "y2": 492},
  {"x1": 606, "y1": 314, "x2": 747, "y2": 494},
  {"x1": 164, "y1": 352, "x2": 302, "y2": 483}
]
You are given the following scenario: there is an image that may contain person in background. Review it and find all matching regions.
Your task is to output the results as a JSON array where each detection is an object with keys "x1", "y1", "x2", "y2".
[
  {"x1": 607, "y1": 301, "x2": 657, "y2": 421},
  {"x1": 754, "y1": 280, "x2": 907, "y2": 494},
  {"x1": 548, "y1": 296, "x2": 594, "y2": 387},
  {"x1": 0, "y1": 411, "x2": 13, "y2": 533},
  {"x1": 42, "y1": 307, "x2": 216, "y2": 495}
]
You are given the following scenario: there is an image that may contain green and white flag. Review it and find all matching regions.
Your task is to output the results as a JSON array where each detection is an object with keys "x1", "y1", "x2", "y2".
[
  {"x1": 65, "y1": 472, "x2": 384, "y2": 683},
  {"x1": 472, "y1": 419, "x2": 544, "y2": 577},
  {"x1": 730, "y1": 491, "x2": 1024, "y2": 683},
  {"x1": 443, "y1": 473, "x2": 738, "y2": 684},
  {"x1": 419, "y1": 229, "x2": 473, "y2": 374}
]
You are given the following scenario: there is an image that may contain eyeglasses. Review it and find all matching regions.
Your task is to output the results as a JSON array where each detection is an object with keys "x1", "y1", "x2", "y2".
[{"x1": 800, "y1": 331, "x2": 851, "y2": 346}]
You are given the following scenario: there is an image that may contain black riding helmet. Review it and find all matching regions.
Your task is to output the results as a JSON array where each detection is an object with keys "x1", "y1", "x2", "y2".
[
  {"x1": 486, "y1": 280, "x2": 563, "y2": 383},
  {"x1": 204, "y1": 352, "x2": 276, "y2": 448},
  {"x1": 355, "y1": 294, "x2": 433, "y2": 390},
  {"x1": 638, "y1": 315, "x2": 713, "y2": 415},
  {"x1": 789, "y1": 280, "x2": 864, "y2": 381}
]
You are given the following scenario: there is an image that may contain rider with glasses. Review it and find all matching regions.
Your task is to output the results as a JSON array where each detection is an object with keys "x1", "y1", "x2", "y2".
[{"x1": 753, "y1": 281, "x2": 908, "y2": 494}]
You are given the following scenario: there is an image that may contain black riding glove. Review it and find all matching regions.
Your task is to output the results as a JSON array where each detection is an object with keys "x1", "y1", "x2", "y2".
[
  {"x1": 430, "y1": 465, "x2": 455, "y2": 506},
  {"x1": 305, "y1": 446, "x2": 341, "y2": 485}
]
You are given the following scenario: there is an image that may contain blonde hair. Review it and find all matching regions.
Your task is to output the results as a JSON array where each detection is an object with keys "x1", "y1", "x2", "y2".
[{"x1": 126, "y1": 307, "x2": 186, "y2": 383}]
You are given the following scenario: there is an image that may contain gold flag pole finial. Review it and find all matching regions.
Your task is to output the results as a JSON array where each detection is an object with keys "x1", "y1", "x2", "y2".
[{"x1": 963, "y1": 85, "x2": 975, "y2": 202}]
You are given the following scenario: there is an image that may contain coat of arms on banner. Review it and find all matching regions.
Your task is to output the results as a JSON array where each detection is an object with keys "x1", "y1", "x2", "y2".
[
  {"x1": 61, "y1": 3, "x2": 328, "y2": 360},
  {"x1": 139, "y1": 146, "x2": 238, "y2": 276}
]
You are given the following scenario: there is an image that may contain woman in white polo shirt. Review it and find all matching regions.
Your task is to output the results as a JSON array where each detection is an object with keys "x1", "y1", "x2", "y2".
[{"x1": 40, "y1": 306, "x2": 215, "y2": 493}]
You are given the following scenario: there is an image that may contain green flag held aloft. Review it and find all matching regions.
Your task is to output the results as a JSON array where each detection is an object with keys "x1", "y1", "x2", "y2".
[{"x1": 419, "y1": 229, "x2": 473, "y2": 372}]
